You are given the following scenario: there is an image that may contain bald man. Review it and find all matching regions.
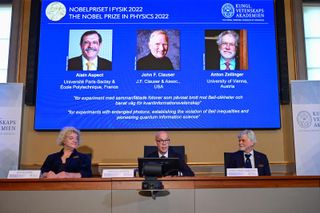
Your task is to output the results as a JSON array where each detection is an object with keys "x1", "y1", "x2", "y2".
[{"x1": 145, "y1": 131, "x2": 194, "y2": 176}]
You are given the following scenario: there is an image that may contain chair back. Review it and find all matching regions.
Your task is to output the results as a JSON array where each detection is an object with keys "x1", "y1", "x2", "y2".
[
  {"x1": 224, "y1": 152, "x2": 233, "y2": 176},
  {"x1": 144, "y1": 146, "x2": 186, "y2": 160}
]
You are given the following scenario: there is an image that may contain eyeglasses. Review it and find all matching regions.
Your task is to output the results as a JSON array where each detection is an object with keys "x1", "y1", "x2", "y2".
[
  {"x1": 221, "y1": 42, "x2": 236, "y2": 48},
  {"x1": 156, "y1": 139, "x2": 170, "y2": 144}
]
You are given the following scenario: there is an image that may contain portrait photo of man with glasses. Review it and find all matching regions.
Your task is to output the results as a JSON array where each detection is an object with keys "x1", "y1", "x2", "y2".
[{"x1": 205, "y1": 29, "x2": 248, "y2": 70}]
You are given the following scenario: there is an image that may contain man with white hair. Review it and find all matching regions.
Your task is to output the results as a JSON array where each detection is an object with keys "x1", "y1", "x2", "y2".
[
  {"x1": 137, "y1": 30, "x2": 174, "y2": 70},
  {"x1": 145, "y1": 131, "x2": 194, "y2": 176},
  {"x1": 227, "y1": 129, "x2": 271, "y2": 176},
  {"x1": 216, "y1": 30, "x2": 239, "y2": 70},
  {"x1": 205, "y1": 30, "x2": 240, "y2": 70}
]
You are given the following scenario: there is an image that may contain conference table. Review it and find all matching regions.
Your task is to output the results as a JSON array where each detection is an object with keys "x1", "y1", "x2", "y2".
[{"x1": 1, "y1": 176, "x2": 320, "y2": 213}]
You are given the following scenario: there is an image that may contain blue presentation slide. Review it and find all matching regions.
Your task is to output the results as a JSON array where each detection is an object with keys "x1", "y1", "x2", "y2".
[{"x1": 35, "y1": 0, "x2": 280, "y2": 130}]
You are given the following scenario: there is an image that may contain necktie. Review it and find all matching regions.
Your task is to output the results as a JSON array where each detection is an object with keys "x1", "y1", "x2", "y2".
[
  {"x1": 225, "y1": 61, "x2": 230, "y2": 70},
  {"x1": 244, "y1": 154, "x2": 252, "y2": 168},
  {"x1": 86, "y1": 61, "x2": 94, "y2": 70},
  {"x1": 160, "y1": 155, "x2": 166, "y2": 159}
]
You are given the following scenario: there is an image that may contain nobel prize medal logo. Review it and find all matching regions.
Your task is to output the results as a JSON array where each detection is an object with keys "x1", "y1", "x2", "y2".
[
  {"x1": 221, "y1": 3, "x2": 235, "y2": 18},
  {"x1": 297, "y1": 111, "x2": 312, "y2": 128},
  {"x1": 46, "y1": 1, "x2": 66, "y2": 21}
]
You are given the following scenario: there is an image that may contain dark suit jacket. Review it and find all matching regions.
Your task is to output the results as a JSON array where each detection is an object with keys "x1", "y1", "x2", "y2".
[
  {"x1": 226, "y1": 150, "x2": 271, "y2": 176},
  {"x1": 40, "y1": 149, "x2": 92, "y2": 177},
  {"x1": 68, "y1": 55, "x2": 112, "y2": 70},
  {"x1": 146, "y1": 147, "x2": 194, "y2": 176},
  {"x1": 137, "y1": 53, "x2": 174, "y2": 70},
  {"x1": 205, "y1": 56, "x2": 240, "y2": 70}
]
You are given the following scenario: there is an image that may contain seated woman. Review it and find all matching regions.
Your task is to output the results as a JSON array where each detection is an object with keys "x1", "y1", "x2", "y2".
[{"x1": 40, "y1": 126, "x2": 92, "y2": 178}]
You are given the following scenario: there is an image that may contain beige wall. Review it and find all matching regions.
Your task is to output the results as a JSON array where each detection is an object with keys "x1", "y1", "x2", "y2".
[{"x1": 17, "y1": 0, "x2": 296, "y2": 167}]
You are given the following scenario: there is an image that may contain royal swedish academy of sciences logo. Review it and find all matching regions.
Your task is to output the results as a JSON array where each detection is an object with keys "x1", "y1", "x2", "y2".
[
  {"x1": 221, "y1": 3, "x2": 235, "y2": 18},
  {"x1": 297, "y1": 111, "x2": 312, "y2": 128}
]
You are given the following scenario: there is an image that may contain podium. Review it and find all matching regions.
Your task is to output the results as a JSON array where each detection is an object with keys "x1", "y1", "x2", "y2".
[{"x1": 1, "y1": 176, "x2": 320, "y2": 213}]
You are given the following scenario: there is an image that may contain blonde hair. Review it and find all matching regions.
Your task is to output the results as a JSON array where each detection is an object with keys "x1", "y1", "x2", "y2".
[{"x1": 56, "y1": 126, "x2": 80, "y2": 146}]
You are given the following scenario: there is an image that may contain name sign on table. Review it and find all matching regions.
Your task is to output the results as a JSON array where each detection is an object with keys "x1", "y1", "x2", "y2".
[
  {"x1": 102, "y1": 169, "x2": 135, "y2": 178},
  {"x1": 7, "y1": 170, "x2": 41, "y2": 179},
  {"x1": 226, "y1": 168, "x2": 258, "y2": 176}
]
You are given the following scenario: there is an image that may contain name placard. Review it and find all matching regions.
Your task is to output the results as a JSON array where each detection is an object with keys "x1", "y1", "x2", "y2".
[
  {"x1": 7, "y1": 170, "x2": 41, "y2": 179},
  {"x1": 102, "y1": 169, "x2": 135, "y2": 178},
  {"x1": 226, "y1": 168, "x2": 258, "y2": 177}
]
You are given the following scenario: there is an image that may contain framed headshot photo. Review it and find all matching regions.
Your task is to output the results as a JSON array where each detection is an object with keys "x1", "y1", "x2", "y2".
[
  {"x1": 205, "y1": 29, "x2": 248, "y2": 71},
  {"x1": 67, "y1": 29, "x2": 113, "y2": 71},
  {"x1": 136, "y1": 29, "x2": 180, "y2": 70}
]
